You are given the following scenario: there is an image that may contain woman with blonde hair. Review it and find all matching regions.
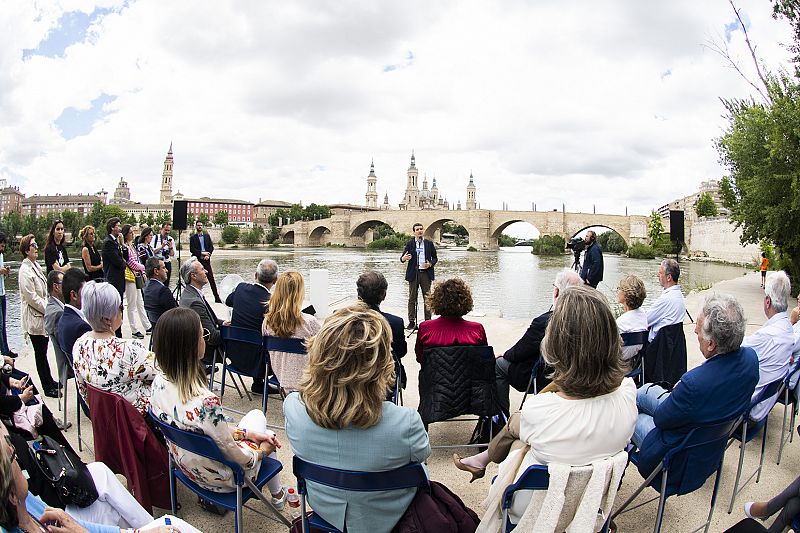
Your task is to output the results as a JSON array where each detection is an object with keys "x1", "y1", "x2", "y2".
[
  {"x1": 616, "y1": 274, "x2": 648, "y2": 360},
  {"x1": 79, "y1": 225, "x2": 104, "y2": 281},
  {"x1": 262, "y1": 271, "x2": 321, "y2": 390},
  {"x1": 150, "y1": 307, "x2": 286, "y2": 515},
  {"x1": 285, "y1": 303, "x2": 431, "y2": 532},
  {"x1": 454, "y1": 286, "x2": 637, "y2": 526}
]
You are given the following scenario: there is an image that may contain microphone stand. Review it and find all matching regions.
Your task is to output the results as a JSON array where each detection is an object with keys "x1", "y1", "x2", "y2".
[
  {"x1": 171, "y1": 230, "x2": 184, "y2": 301},
  {"x1": 407, "y1": 238, "x2": 422, "y2": 338}
]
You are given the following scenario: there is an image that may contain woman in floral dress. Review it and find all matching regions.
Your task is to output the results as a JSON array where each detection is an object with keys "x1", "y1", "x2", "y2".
[
  {"x1": 149, "y1": 307, "x2": 286, "y2": 514},
  {"x1": 72, "y1": 281, "x2": 156, "y2": 415}
]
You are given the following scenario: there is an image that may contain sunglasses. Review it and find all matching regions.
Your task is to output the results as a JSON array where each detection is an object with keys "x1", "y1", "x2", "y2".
[{"x1": 30, "y1": 242, "x2": 38, "y2": 249}]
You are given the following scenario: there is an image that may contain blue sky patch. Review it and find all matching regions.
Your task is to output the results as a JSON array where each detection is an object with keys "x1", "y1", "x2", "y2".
[
  {"x1": 55, "y1": 93, "x2": 117, "y2": 140},
  {"x1": 22, "y1": 7, "x2": 114, "y2": 60}
]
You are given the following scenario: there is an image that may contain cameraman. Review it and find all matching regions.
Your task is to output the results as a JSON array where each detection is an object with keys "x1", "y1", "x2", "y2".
[{"x1": 580, "y1": 230, "x2": 603, "y2": 288}]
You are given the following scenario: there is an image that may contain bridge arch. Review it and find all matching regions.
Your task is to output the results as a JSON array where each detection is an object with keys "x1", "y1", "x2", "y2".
[
  {"x1": 308, "y1": 225, "x2": 331, "y2": 246},
  {"x1": 350, "y1": 219, "x2": 393, "y2": 239},
  {"x1": 425, "y1": 217, "x2": 470, "y2": 242},
  {"x1": 490, "y1": 220, "x2": 543, "y2": 241},
  {"x1": 568, "y1": 225, "x2": 630, "y2": 246},
  {"x1": 281, "y1": 230, "x2": 295, "y2": 244}
]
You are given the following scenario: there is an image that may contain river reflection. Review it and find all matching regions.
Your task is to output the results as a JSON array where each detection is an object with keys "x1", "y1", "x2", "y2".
[{"x1": 1, "y1": 247, "x2": 749, "y2": 350}]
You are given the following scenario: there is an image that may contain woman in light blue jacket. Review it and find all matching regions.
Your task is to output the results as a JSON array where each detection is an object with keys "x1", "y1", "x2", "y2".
[{"x1": 285, "y1": 303, "x2": 431, "y2": 533}]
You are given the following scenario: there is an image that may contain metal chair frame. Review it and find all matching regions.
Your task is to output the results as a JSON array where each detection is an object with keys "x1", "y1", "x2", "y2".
[
  {"x1": 219, "y1": 325, "x2": 268, "y2": 415},
  {"x1": 776, "y1": 359, "x2": 800, "y2": 465}
]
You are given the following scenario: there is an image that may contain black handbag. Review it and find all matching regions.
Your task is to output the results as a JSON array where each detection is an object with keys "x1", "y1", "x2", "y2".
[
  {"x1": 134, "y1": 272, "x2": 145, "y2": 290},
  {"x1": 29, "y1": 435, "x2": 98, "y2": 508}
]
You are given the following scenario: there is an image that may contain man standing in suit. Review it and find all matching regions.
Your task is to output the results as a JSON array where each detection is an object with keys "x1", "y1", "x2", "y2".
[
  {"x1": 143, "y1": 257, "x2": 177, "y2": 329},
  {"x1": 189, "y1": 221, "x2": 221, "y2": 303},
  {"x1": 101, "y1": 217, "x2": 126, "y2": 337},
  {"x1": 57, "y1": 269, "x2": 90, "y2": 360},
  {"x1": 179, "y1": 258, "x2": 223, "y2": 367},
  {"x1": 224, "y1": 259, "x2": 278, "y2": 394},
  {"x1": 632, "y1": 294, "x2": 759, "y2": 478},
  {"x1": 400, "y1": 223, "x2": 437, "y2": 330}
]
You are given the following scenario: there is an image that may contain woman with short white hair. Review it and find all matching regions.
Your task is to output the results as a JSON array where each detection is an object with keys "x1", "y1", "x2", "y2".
[{"x1": 72, "y1": 281, "x2": 157, "y2": 415}]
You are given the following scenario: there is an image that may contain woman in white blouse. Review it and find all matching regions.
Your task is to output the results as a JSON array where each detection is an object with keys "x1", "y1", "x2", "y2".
[
  {"x1": 72, "y1": 281, "x2": 156, "y2": 415},
  {"x1": 616, "y1": 274, "x2": 648, "y2": 360}
]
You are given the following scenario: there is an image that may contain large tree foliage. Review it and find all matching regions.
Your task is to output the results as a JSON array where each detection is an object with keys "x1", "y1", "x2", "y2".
[
  {"x1": 717, "y1": 74, "x2": 800, "y2": 277},
  {"x1": 695, "y1": 192, "x2": 719, "y2": 217},
  {"x1": 647, "y1": 211, "x2": 664, "y2": 245}
]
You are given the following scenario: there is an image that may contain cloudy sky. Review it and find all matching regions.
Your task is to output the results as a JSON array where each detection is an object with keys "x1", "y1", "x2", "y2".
[{"x1": 0, "y1": 0, "x2": 794, "y2": 224}]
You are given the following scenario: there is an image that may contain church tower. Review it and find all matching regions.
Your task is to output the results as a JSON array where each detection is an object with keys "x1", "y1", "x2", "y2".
[
  {"x1": 431, "y1": 177, "x2": 439, "y2": 205},
  {"x1": 401, "y1": 151, "x2": 420, "y2": 210},
  {"x1": 159, "y1": 143, "x2": 174, "y2": 205},
  {"x1": 111, "y1": 177, "x2": 131, "y2": 204},
  {"x1": 382, "y1": 192, "x2": 390, "y2": 210},
  {"x1": 466, "y1": 172, "x2": 477, "y2": 210},
  {"x1": 365, "y1": 159, "x2": 378, "y2": 208}
]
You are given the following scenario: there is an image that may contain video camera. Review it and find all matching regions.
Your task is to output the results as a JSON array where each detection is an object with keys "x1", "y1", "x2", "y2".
[{"x1": 566, "y1": 237, "x2": 585, "y2": 253}]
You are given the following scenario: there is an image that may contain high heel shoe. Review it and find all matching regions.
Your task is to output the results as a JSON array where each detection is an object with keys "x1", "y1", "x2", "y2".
[{"x1": 452, "y1": 453, "x2": 486, "y2": 483}]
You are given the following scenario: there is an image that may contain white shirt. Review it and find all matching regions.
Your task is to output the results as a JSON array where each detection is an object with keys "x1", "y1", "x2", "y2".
[
  {"x1": 742, "y1": 311, "x2": 794, "y2": 421},
  {"x1": 415, "y1": 239, "x2": 426, "y2": 270},
  {"x1": 646, "y1": 285, "x2": 686, "y2": 342},
  {"x1": 152, "y1": 233, "x2": 175, "y2": 262},
  {"x1": 65, "y1": 304, "x2": 89, "y2": 324},
  {"x1": 617, "y1": 308, "x2": 648, "y2": 360}
]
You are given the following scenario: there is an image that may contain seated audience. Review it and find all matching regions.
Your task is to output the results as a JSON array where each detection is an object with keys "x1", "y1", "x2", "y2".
[
  {"x1": 0, "y1": 423, "x2": 195, "y2": 533},
  {"x1": 616, "y1": 274, "x2": 648, "y2": 360},
  {"x1": 495, "y1": 269, "x2": 582, "y2": 414},
  {"x1": 262, "y1": 271, "x2": 321, "y2": 391},
  {"x1": 57, "y1": 269, "x2": 91, "y2": 360},
  {"x1": 414, "y1": 277, "x2": 487, "y2": 365},
  {"x1": 142, "y1": 257, "x2": 177, "y2": 329},
  {"x1": 285, "y1": 304, "x2": 431, "y2": 532},
  {"x1": 179, "y1": 258, "x2": 223, "y2": 367},
  {"x1": 454, "y1": 286, "x2": 636, "y2": 524},
  {"x1": 646, "y1": 258, "x2": 686, "y2": 342},
  {"x1": 742, "y1": 270, "x2": 794, "y2": 422},
  {"x1": 73, "y1": 281, "x2": 157, "y2": 415},
  {"x1": 150, "y1": 307, "x2": 285, "y2": 515},
  {"x1": 225, "y1": 259, "x2": 278, "y2": 394},
  {"x1": 744, "y1": 473, "x2": 800, "y2": 533},
  {"x1": 632, "y1": 294, "x2": 759, "y2": 478},
  {"x1": 357, "y1": 271, "x2": 407, "y2": 389},
  {"x1": 43, "y1": 270, "x2": 65, "y2": 338}
]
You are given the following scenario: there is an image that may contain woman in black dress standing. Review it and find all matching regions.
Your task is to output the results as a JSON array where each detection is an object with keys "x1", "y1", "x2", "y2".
[
  {"x1": 79, "y1": 225, "x2": 104, "y2": 281},
  {"x1": 43, "y1": 220, "x2": 71, "y2": 274}
]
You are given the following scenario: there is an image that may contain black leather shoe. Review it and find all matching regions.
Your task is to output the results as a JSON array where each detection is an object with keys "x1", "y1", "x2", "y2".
[
  {"x1": 44, "y1": 387, "x2": 60, "y2": 398},
  {"x1": 5, "y1": 350, "x2": 18, "y2": 359},
  {"x1": 405, "y1": 322, "x2": 416, "y2": 331},
  {"x1": 132, "y1": 332, "x2": 145, "y2": 339},
  {"x1": 198, "y1": 497, "x2": 227, "y2": 516}
]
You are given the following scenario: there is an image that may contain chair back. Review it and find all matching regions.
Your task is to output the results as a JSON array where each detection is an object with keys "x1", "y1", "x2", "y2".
[
  {"x1": 293, "y1": 456, "x2": 429, "y2": 495},
  {"x1": 222, "y1": 324, "x2": 266, "y2": 377},
  {"x1": 264, "y1": 336, "x2": 307, "y2": 354},
  {"x1": 147, "y1": 409, "x2": 248, "y2": 483},
  {"x1": 621, "y1": 330, "x2": 648, "y2": 347},
  {"x1": 659, "y1": 416, "x2": 742, "y2": 497},
  {"x1": 744, "y1": 375, "x2": 786, "y2": 425},
  {"x1": 501, "y1": 464, "x2": 550, "y2": 512},
  {"x1": 644, "y1": 323, "x2": 687, "y2": 387},
  {"x1": 418, "y1": 344, "x2": 500, "y2": 424}
]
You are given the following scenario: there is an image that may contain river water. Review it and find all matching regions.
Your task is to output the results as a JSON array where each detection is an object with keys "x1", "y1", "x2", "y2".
[{"x1": 2, "y1": 247, "x2": 749, "y2": 350}]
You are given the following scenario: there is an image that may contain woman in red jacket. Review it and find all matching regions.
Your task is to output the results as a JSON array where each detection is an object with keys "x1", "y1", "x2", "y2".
[{"x1": 414, "y1": 277, "x2": 487, "y2": 365}]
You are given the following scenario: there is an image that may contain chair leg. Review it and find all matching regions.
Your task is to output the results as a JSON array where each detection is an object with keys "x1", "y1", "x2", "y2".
[
  {"x1": 792, "y1": 402, "x2": 798, "y2": 444},
  {"x1": 235, "y1": 485, "x2": 243, "y2": 533},
  {"x1": 77, "y1": 394, "x2": 82, "y2": 452},
  {"x1": 704, "y1": 463, "x2": 725, "y2": 533},
  {"x1": 236, "y1": 374, "x2": 251, "y2": 402},
  {"x1": 63, "y1": 383, "x2": 69, "y2": 431},
  {"x1": 220, "y1": 365, "x2": 228, "y2": 398},
  {"x1": 653, "y1": 469, "x2": 669, "y2": 533},
  {"x1": 519, "y1": 371, "x2": 535, "y2": 410},
  {"x1": 757, "y1": 420, "x2": 768, "y2": 483},
  {"x1": 169, "y1": 457, "x2": 178, "y2": 515},
  {"x1": 779, "y1": 401, "x2": 789, "y2": 465},
  {"x1": 728, "y1": 423, "x2": 748, "y2": 514},
  {"x1": 301, "y1": 493, "x2": 308, "y2": 533}
]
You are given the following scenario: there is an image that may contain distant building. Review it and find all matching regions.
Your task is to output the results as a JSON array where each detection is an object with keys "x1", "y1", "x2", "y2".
[
  {"x1": 0, "y1": 185, "x2": 23, "y2": 217},
  {"x1": 185, "y1": 197, "x2": 253, "y2": 226},
  {"x1": 253, "y1": 199, "x2": 294, "y2": 227},
  {"x1": 328, "y1": 203, "x2": 379, "y2": 215},
  {"x1": 656, "y1": 179, "x2": 725, "y2": 219},
  {"x1": 160, "y1": 143, "x2": 174, "y2": 205},
  {"x1": 109, "y1": 177, "x2": 133, "y2": 205},
  {"x1": 22, "y1": 191, "x2": 108, "y2": 217}
]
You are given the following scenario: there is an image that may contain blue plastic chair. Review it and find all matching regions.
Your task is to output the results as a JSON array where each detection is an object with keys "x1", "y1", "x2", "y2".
[
  {"x1": 500, "y1": 464, "x2": 550, "y2": 531},
  {"x1": 147, "y1": 409, "x2": 290, "y2": 533},
  {"x1": 776, "y1": 359, "x2": 800, "y2": 465},
  {"x1": 728, "y1": 374, "x2": 787, "y2": 513},
  {"x1": 611, "y1": 417, "x2": 742, "y2": 533},
  {"x1": 621, "y1": 330, "x2": 648, "y2": 383},
  {"x1": 293, "y1": 455, "x2": 429, "y2": 533},
  {"x1": 220, "y1": 325, "x2": 268, "y2": 413}
]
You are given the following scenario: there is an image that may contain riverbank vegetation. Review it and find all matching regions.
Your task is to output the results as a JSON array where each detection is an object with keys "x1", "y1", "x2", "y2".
[
  {"x1": 597, "y1": 231, "x2": 628, "y2": 254},
  {"x1": 368, "y1": 224, "x2": 412, "y2": 250},
  {"x1": 530, "y1": 234, "x2": 565, "y2": 255}
]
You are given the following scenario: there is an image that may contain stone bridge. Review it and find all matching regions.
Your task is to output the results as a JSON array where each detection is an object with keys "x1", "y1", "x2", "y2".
[{"x1": 280, "y1": 209, "x2": 650, "y2": 250}]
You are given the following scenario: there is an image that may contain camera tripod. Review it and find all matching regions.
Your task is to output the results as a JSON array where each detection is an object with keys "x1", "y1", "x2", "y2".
[{"x1": 571, "y1": 250, "x2": 581, "y2": 272}]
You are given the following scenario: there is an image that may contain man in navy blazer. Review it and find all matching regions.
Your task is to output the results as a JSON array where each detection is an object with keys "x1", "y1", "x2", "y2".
[
  {"x1": 225, "y1": 259, "x2": 278, "y2": 393},
  {"x1": 57, "y1": 269, "x2": 91, "y2": 361},
  {"x1": 633, "y1": 293, "x2": 759, "y2": 478},
  {"x1": 400, "y1": 223, "x2": 437, "y2": 329},
  {"x1": 189, "y1": 221, "x2": 222, "y2": 303},
  {"x1": 143, "y1": 257, "x2": 177, "y2": 329}
]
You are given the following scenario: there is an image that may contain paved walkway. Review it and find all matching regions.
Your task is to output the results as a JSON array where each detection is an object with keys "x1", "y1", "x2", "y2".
[{"x1": 15, "y1": 270, "x2": 799, "y2": 532}]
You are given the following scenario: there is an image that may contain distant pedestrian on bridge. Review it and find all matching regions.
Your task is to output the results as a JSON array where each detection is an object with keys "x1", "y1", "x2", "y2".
[
  {"x1": 401, "y1": 222, "x2": 437, "y2": 330},
  {"x1": 579, "y1": 230, "x2": 603, "y2": 288}
]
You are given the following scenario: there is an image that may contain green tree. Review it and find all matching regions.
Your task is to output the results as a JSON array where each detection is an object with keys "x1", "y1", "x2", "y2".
[
  {"x1": 60, "y1": 210, "x2": 83, "y2": 243},
  {"x1": 0, "y1": 212, "x2": 23, "y2": 245},
  {"x1": 597, "y1": 231, "x2": 628, "y2": 253},
  {"x1": 304, "y1": 203, "x2": 331, "y2": 220},
  {"x1": 154, "y1": 211, "x2": 171, "y2": 227},
  {"x1": 719, "y1": 176, "x2": 738, "y2": 210},
  {"x1": 648, "y1": 211, "x2": 665, "y2": 245},
  {"x1": 695, "y1": 192, "x2": 719, "y2": 218},
  {"x1": 240, "y1": 229, "x2": 260, "y2": 247},
  {"x1": 221, "y1": 225, "x2": 240, "y2": 244},
  {"x1": 289, "y1": 204, "x2": 305, "y2": 222},
  {"x1": 86, "y1": 202, "x2": 128, "y2": 238},
  {"x1": 214, "y1": 210, "x2": 229, "y2": 226},
  {"x1": 251, "y1": 225, "x2": 264, "y2": 241},
  {"x1": 145, "y1": 213, "x2": 155, "y2": 226},
  {"x1": 498, "y1": 234, "x2": 516, "y2": 247},
  {"x1": 372, "y1": 223, "x2": 396, "y2": 240},
  {"x1": 267, "y1": 226, "x2": 281, "y2": 244},
  {"x1": 530, "y1": 234, "x2": 565, "y2": 256},
  {"x1": 197, "y1": 212, "x2": 210, "y2": 226},
  {"x1": 187, "y1": 212, "x2": 196, "y2": 227},
  {"x1": 442, "y1": 222, "x2": 468, "y2": 236}
]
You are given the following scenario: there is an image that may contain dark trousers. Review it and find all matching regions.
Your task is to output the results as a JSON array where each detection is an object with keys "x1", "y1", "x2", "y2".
[
  {"x1": 0, "y1": 295, "x2": 9, "y2": 353},
  {"x1": 30, "y1": 334, "x2": 57, "y2": 391},
  {"x1": 198, "y1": 257, "x2": 221, "y2": 302},
  {"x1": 765, "y1": 474, "x2": 800, "y2": 532},
  {"x1": 407, "y1": 270, "x2": 432, "y2": 324},
  {"x1": 164, "y1": 261, "x2": 172, "y2": 288}
]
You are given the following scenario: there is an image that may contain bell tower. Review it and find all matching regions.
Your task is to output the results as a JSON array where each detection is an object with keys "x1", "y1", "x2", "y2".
[
  {"x1": 365, "y1": 159, "x2": 378, "y2": 208},
  {"x1": 159, "y1": 143, "x2": 174, "y2": 205}
]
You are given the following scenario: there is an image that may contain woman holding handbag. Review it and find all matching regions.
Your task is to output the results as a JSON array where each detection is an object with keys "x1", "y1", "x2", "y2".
[
  {"x1": 137, "y1": 227, "x2": 155, "y2": 265},
  {"x1": 121, "y1": 225, "x2": 149, "y2": 339}
]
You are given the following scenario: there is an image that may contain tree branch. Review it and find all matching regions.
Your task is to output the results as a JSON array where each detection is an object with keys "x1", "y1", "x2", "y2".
[{"x1": 729, "y1": 0, "x2": 773, "y2": 103}]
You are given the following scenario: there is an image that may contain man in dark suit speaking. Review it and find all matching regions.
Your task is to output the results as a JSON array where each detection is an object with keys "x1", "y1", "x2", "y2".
[
  {"x1": 400, "y1": 222, "x2": 437, "y2": 330},
  {"x1": 189, "y1": 221, "x2": 222, "y2": 303}
]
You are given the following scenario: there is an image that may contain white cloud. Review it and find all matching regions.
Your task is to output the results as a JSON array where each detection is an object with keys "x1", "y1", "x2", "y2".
[{"x1": 0, "y1": 0, "x2": 794, "y2": 216}]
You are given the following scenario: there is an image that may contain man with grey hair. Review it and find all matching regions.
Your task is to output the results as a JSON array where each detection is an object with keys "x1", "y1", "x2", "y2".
[
  {"x1": 224, "y1": 258, "x2": 278, "y2": 394},
  {"x1": 179, "y1": 258, "x2": 223, "y2": 367},
  {"x1": 632, "y1": 293, "x2": 759, "y2": 478},
  {"x1": 646, "y1": 258, "x2": 686, "y2": 342},
  {"x1": 495, "y1": 268, "x2": 583, "y2": 413},
  {"x1": 742, "y1": 270, "x2": 794, "y2": 422}
]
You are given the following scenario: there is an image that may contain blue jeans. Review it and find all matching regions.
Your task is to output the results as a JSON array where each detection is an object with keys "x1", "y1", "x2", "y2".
[
  {"x1": 0, "y1": 295, "x2": 10, "y2": 354},
  {"x1": 632, "y1": 384, "x2": 671, "y2": 447}
]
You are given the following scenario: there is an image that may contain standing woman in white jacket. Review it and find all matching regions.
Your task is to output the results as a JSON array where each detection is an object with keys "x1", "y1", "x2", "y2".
[{"x1": 18, "y1": 234, "x2": 59, "y2": 397}]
